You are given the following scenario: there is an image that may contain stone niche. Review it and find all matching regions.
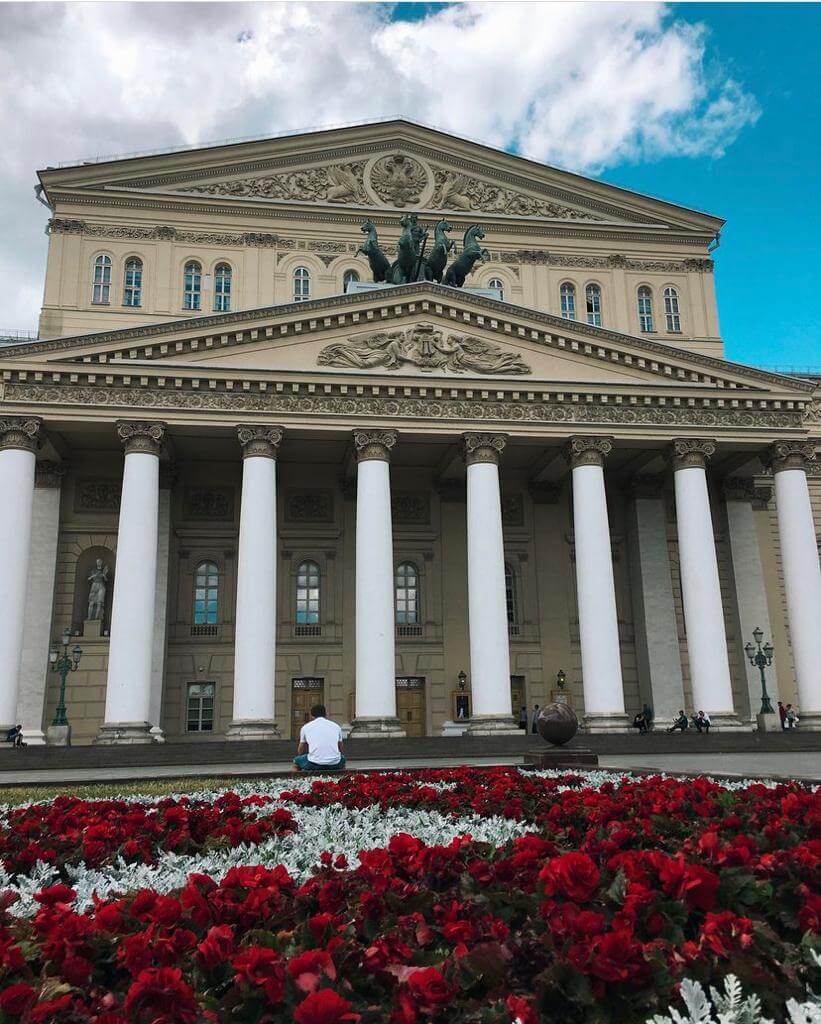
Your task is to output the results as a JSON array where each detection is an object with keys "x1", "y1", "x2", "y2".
[{"x1": 72, "y1": 546, "x2": 116, "y2": 637}]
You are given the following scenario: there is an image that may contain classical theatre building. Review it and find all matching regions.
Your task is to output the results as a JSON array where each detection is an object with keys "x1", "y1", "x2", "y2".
[{"x1": 1, "y1": 119, "x2": 819, "y2": 745}]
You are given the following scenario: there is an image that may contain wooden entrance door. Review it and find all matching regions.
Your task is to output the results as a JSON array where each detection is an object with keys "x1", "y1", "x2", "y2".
[
  {"x1": 291, "y1": 677, "x2": 325, "y2": 740},
  {"x1": 396, "y1": 677, "x2": 426, "y2": 737},
  {"x1": 510, "y1": 675, "x2": 526, "y2": 719}
]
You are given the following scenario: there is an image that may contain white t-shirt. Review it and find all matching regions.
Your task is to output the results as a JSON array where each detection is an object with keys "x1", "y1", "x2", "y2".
[{"x1": 299, "y1": 717, "x2": 343, "y2": 765}]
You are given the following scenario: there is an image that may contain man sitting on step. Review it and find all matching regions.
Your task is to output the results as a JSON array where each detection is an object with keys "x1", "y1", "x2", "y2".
[{"x1": 293, "y1": 704, "x2": 346, "y2": 772}]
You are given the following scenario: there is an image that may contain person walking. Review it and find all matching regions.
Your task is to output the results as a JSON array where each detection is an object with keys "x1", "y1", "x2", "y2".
[
  {"x1": 530, "y1": 704, "x2": 540, "y2": 734},
  {"x1": 785, "y1": 704, "x2": 798, "y2": 730},
  {"x1": 518, "y1": 706, "x2": 528, "y2": 730},
  {"x1": 778, "y1": 701, "x2": 787, "y2": 730},
  {"x1": 293, "y1": 705, "x2": 345, "y2": 772}
]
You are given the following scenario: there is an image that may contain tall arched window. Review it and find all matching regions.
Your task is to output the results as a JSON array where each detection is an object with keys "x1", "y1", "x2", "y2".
[
  {"x1": 183, "y1": 261, "x2": 202, "y2": 310},
  {"x1": 585, "y1": 283, "x2": 602, "y2": 327},
  {"x1": 193, "y1": 561, "x2": 219, "y2": 626},
  {"x1": 343, "y1": 269, "x2": 360, "y2": 291},
  {"x1": 663, "y1": 287, "x2": 681, "y2": 332},
  {"x1": 296, "y1": 560, "x2": 320, "y2": 624},
  {"x1": 505, "y1": 563, "x2": 519, "y2": 627},
  {"x1": 92, "y1": 254, "x2": 112, "y2": 304},
  {"x1": 637, "y1": 286, "x2": 654, "y2": 332},
  {"x1": 560, "y1": 282, "x2": 576, "y2": 320},
  {"x1": 123, "y1": 258, "x2": 142, "y2": 307},
  {"x1": 395, "y1": 562, "x2": 419, "y2": 625},
  {"x1": 488, "y1": 277, "x2": 504, "y2": 300},
  {"x1": 213, "y1": 263, "x2": 232, "y2": 312},
  {"x1": 293, "y1": 266, "x2": 311, "y2": 302}
]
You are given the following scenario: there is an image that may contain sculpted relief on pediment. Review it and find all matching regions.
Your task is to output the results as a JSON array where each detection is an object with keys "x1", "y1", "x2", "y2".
[
  {"x1": 178, "y1": 151, "x2": 601, "y2": 220},
  {"x1": 317, "y1": 324, "x2": 532, "y2": 376}
]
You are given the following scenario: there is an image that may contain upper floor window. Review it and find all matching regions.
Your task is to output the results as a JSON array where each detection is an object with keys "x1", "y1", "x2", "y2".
[
  {"x1": 488, "y1": 277, "x2": 504, "y2": 300},
  {"x1": 193, "y1": 561, "x2": 219, "y2": 625},
  {"x1": 637, "y1": 286, "x2": 654, "y2": 332},
  {"x1": 92, "y1": 254, "x2": 112, "y2": 305},
  {"x1": 560, "y1": 282, "x2": 576, "y2": 320},
  {"x1": 505, "y1": 563, "x2": 519, "y2": 625},
  {"x1": 293, "y1": 266, "x2": 311, "y2": 302},
  {"x1": 213, "y1": 263, "x2": 232, "y2": 312},
  {"x1": 343, "y1": 269, "x2": 360, "y2": 292},
  {"x1": 183, "y1": 261, "x2": 202, "y2": 311},
  {"x1": 395, "y1": 562, "x2": 419, "y2": 625},
  {"x1": 122, "y1": 258, "x2": 142, "y2": 307},
  {"x1": 663, "y1": 287, "x2": 681, "y2": 332},
  {"x1": 585, "y1": 283, "x2": 602, "y2": 327},
  {"x1": 296, "y1": 560, "x2": 320, "y2": 624}
]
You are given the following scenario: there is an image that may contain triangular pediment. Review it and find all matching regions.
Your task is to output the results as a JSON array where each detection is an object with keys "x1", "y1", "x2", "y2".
[{"x1": 38, "y1": 119, "x2": 722, "y2": 233}]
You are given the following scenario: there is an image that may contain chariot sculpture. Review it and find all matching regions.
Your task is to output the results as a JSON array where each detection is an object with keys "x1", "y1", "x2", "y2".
[{"x1": 358, "y1": 215, "x2": 490, "y2": 288}]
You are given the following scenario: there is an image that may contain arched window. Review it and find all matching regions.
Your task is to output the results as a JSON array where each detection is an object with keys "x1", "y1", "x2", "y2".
[
  {"x1": 637, "y1": 286, "x2": 654, "y2": 332},
  {"x1": 293, "y1": 266, "x2": 311, "y2": 302},
  {"x1": 343, "y1": 269, "x2": 360, "y2": 291},
  {"x1": 213, "y1": 263, "x2": 232, "y2": 312},
  {"x1": 663, "y1": 287, "x2": 681, "y2": 332},
  {"x1": 395, "y1": 562, "x2": 419, "y2": 625},
  {"x1": 183, "y1": 261, "x2": 202, "y2": 310},
  {"x1": 92, "y1": 254, "x2": 112, "y2": 304},
  {"x1": 488, "y1": 277, "x2": 504, "y2": 300},
  {"x1": 560, "y1": 282, "x2": 576, "y2": 320},
  {"x1": 193, "y1": 561, "x2": 219, "y2": 625},
  {"x1": 123, "y1": 258, "x2": 142, "y2": 307},
  {"x1": 585, "y1": 283, "x2": 602, "y2": 327},
  {"x1": 296, "y1": 560, "x2": 320, "y2": 624},
  {"x1": 505, "y1": 563, "x2": 519, "y2": 626}
]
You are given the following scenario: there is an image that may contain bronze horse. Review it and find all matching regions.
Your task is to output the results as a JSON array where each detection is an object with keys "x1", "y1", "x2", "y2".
[
  {"x1": 444, "y1": 225, "x2": 490, "y2": 288},
  {"x1": 357, "y1": 220, "x2": 391, "y2": 283}
]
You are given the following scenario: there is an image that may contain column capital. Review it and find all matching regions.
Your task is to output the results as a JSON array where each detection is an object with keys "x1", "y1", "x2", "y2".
[
  {"x1": 564, "y1": 435, "x2": 613, "y2": 469},
  {"x1": 723, "y1": 476, "x2": 772, "y2": 506},
  {"x1": 353, "y1": 429, "x2": 397, "y2": 462},
  {"x1": 116, "y1": 420, "x2": 166, "y2": 456},
  {"x1": 236, "y1": 425, "x2": 284, "y2": 459},
  {"x1": 667, "y1": 437, "x2": 716, "y2": 471},
  {"x1": 766, "y1": 439, "x2": 817, "y2": 474},
  {"x1": 0, "y1": 416, "x2": 42, "y2": 454},
  {"x1": 34, "y1": 461, "x2": 67, "y2": 489},
  {"x1": 462, "y1": 432, "x2": 507, "y2": 467},
  {"x1": 629, "y1": 474, "x2": 666, "y2": 499}
]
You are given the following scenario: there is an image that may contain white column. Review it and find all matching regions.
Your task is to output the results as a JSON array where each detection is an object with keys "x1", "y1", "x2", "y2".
[
  {"x1": 148, "y1": 474, "x2": 174, "y2": 741},
  {"x1": 97, "y1": 421, "x2": 165, "y2": 744},
  {"x1": 229, "y1": 426, "x2": 283, "y2": 739},
  {"x1": 669, "y1": 439, "x2": 739, "y2": 727},
  {"x1": 18, "y1": 462, "x2": 65, "y2": 744},
  {"x1": 463, "y1": 433, "x2": 517, "y2": 734},
  {"x1": 351, "y1": 429, "x2": 404, "y2": 737},
  {"x1": 769, "y1": 441, "x2": 821, "y2": 729},
  {"x1": 566, "y1": 436, "x2": 628, "y2": 731},
  {"x1": 0, "y1": 418, "x2": 41, "y2": 731}
]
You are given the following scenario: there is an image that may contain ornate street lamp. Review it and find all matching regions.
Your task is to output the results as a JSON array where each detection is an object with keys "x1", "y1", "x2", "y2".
[
  {"x1": 744, "y1": 627, "x2": 774, "y2": 715},
  {"x1": 49, "y1": 628, "x2": 82, "y2": 727},
  {"x1": 457, "y1": 670, "x2": 467, "y2": 693},
  {"x1": 556, "y1": 669, "x2": 567, "y2": 692}
]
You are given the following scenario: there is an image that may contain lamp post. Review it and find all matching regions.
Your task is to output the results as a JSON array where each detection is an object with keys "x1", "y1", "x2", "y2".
[
  {"x1": 49, "y1": 628, "x2": 82, "y2": 727},
  {"x1": 744, "y1": 627, "x2": 774, "y2": 716},
  {"x1": 556, "y1": 669, "x2": 567, "y2": 692}
]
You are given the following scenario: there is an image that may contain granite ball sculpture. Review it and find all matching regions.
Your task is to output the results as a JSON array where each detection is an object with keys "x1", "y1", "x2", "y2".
[{"x1": 536, "y1": 702, "x2": 579, "y2": 746}]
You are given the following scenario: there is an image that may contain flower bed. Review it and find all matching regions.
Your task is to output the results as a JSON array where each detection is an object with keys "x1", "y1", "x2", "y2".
[{"x1": 0, "y1": 768, "x2": 816, "y2": 1023}]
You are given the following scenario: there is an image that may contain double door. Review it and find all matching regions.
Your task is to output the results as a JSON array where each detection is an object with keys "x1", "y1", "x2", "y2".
[
  {"x1": 396, "y1": 676, "x2": 426, "y2": 737},
  {"x1": 291, "y1": 677, "x2": 325, "y2": 740}
]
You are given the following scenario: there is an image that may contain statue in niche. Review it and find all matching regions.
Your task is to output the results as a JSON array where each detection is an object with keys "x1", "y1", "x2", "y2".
[{"x1": 87, "y1": 559, "x2": 110, "y2": 621}]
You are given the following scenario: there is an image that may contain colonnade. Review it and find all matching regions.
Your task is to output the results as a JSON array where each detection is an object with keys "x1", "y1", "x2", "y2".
[{"x1": 0, "y1": 416, "x2": 819, "y2": 741}]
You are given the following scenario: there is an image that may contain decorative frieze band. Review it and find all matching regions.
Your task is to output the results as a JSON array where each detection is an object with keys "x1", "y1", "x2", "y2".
[
  {"x1": 668, "y1": 437, "x2": 717, "y2": 471},
  {"x1": 116, "y1": 420, "x2": 166, "y2": 456},
  {"x1": 723, "y1": 477, "x2": 773, "y2": 506},
  {"x1": 35, "y1": 461, "x2": 67, "y2": 488},
  {"x1": 564, "y1": 435, "x2": 613, "y2": 469},
  {"x1": 462, "y1": 432, "x2": 507, "y2": 466},
  {"x1": 353, "y1": 429, "x2": 397, "y2": 462},
  {"x1": 236, "y1": 425, "x2": 284, "y2": 459},
  {"x1": 0, "y1": 416, "x2": 42, "y2": 454},
  {"x1": 766, "y1": 440, "x2": 817, "y2": 474}
]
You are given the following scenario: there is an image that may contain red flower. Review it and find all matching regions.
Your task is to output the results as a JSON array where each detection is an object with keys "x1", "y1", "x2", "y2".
[
  {"x1": 197, "y1": 924, "x2": 235, "y2": 970},
  {"x1": 700, "y1": 912, "x2": 754, "y2": 958},
  {"x1": 123, "y1": 967, "x2": 200, "y2": 1024},
  {"x1": 0, "y1": 983, "x2": 37, "y2": 1016},
  {"x1": 232, "y1": 945, "x2": 285, "y2": 1004},
  {"x1": 33, "y1": 884, "x2": 76, "y2": 908},
  {"x1": 405, "y1": 967, "x2": 455, "y2": 1010},
  {"x1": 798, "y1": 891, "x2": 821, "y2": 933},
  {"x1": 506, "y1": 994, "x2": 539, "y2": 1024},
  {"x1": 540, "y1": 853, "x2": 600, "y2": 902},
  {"x1": 293, "y1": 989, "x2": 359, "y2": 1024},
  {"x1": 288, "y1": 949, "x2": 337, "y2": 993},
  {"x1": 586, "y1": 930, "x2": 648, "y2": 984}
]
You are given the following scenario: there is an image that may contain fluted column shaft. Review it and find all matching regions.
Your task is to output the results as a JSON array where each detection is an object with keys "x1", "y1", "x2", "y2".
[
  {"x1": 669, "y1": 439, "x2": 738, "y2": 725},
  {"x1": 566, "y1": 436, "x2": 628, "y2": 730},
  {"x1": 0, "y1": 418, "x2": 41, "y2": 730},
  {"x1": 351, "y1": 430, "x2": 404, "y2": 737},
  {"x1": 99, "y1": 421, "x2": 165, "y2": 744},
  {"x1": 769, "y1": 441, "x2": 821, "y2": 728},
  {"x1": 464, "y1": 433, "x2": 517, "y2": 733},
  {"x1": 229, "y1": 426, "x2": 283, "y2": 739}
]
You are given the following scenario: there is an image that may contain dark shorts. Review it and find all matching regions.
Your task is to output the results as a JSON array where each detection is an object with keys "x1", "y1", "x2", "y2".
[{"x1": 293, "y1": 753, "x2": 346, "y2": 772}]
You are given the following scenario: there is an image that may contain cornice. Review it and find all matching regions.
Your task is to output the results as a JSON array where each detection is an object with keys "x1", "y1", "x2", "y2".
[{"x1": 6, "y1": 285, "x2": 812, "y2": 398}]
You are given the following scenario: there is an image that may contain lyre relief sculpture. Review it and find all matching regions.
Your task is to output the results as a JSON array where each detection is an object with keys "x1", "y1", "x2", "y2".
[{"x1": 356, "y1": 216, "x2": 488, "y2": 287}]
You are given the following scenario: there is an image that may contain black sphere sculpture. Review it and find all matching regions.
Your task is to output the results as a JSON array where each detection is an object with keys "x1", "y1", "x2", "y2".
[{"x1": 536, "y1": 702, "x2": 578, "y2": 746}]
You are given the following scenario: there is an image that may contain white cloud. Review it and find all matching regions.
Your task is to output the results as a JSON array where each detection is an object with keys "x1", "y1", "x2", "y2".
[{"x1": 0, "y1": 1, "x2": 759, "y2": 329}]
